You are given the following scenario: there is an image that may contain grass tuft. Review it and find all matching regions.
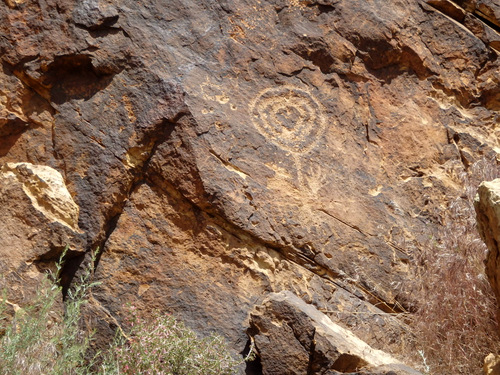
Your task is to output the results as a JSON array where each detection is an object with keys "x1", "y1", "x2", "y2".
[
  {"x1": 0, "y1": 246, "x2": 97, "y2": 375},
  {"x1": 0, "y1": 247, "x2": 239, "y2": 374},
  {"x1": 100, "y1": 306, "x2": 240, "y2": 375}
]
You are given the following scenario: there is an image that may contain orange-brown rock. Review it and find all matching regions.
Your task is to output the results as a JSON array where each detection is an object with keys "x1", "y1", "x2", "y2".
[
  {"x1": 0, "y1": 162, "x2": 83, "y2": 303},
  {"x1": 248, "y1": 291, "x2": 420, "y2": 375},
  {"x1": 2, "y1": 0, "x2": 500, "y2": 373}
]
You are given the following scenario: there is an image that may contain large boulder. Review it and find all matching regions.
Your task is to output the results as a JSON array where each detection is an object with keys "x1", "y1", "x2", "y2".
[{"x1": 247, "y1": 291, "x2": 421, "y2": 375}]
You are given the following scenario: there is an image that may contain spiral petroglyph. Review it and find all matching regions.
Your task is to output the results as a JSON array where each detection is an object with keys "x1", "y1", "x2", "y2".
[{"x1": 249, "y1": 86, "x2": 325, "y2": 154}]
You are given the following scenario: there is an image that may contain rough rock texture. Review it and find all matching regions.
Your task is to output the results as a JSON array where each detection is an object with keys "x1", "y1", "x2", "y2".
[
  {"x1": 0, "y1": 162, "x2": 83, "y2": 303},
  {"x1": 475, "y1": 179, "x2": 500, "y2": 305},
  {"x1": 2, "y1": 0, "x2": 500, "y2": 373},
  {"x1": 248, "y1": 291, "x2": 420, "y2": 375},
  {"x1": 431, "y1": 1, "x2": 500, "y2": 52},
  {"x1": 484, "y1": 353, "x2": 500, "y2": 375}
]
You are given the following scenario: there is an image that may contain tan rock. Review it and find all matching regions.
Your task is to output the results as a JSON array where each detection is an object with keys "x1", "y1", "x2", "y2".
[
  {"x1": 426, "y1": 0, "x2": 467, "y2": 22},
  {"x1": 485, "y1": 353, "x2": 500, "y2": 375},
  {"x1": 1, "y1": 163, "x2": 80, "y2": 231},
  {"x1": 248, "y1": 291, "x2": 421, "y2": 375},
  {"x1": 477, "y1": 1, "x2": 500, "y2": 28},
  {"x1": 0, "y1": 162, "x2": 83, "y2": 304}
]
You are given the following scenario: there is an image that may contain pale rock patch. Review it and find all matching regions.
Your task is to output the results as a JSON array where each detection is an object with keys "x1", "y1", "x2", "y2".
[{"x1": 1, "y1": 162, "x2": 80, "y2": 231}]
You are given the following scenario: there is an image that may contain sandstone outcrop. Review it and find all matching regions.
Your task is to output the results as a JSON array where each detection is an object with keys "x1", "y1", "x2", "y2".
[
  {"x1": 0, "y1": 162, "x2": 83, "y2": 303},
  {"x1": 2, "y1": 0, "x2": 500, "y2": 373},
  {"x1": 248, "y1": 291, "x2": 420, "y2": 375}
]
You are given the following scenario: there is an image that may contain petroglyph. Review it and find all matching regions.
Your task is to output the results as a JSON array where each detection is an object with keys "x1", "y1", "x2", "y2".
[
  {"x1": 304, "y1": 163, "x2": 331, "y2": 195},
  {"x1": 250, "y1": 86, "x2": 325, "y2": 154},
  {"x1": 250, "y1": 86, "x2": 326, "y2": 188}
]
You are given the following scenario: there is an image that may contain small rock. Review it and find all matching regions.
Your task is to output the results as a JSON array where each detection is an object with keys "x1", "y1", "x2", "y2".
[{"x1": 484, "y1": 353, "x2": 500, "y2": 375}]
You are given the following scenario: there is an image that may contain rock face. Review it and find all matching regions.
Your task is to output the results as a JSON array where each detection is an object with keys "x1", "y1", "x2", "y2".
[
  {"x1": 248, "y1": 291, "x2": 420, "y2": 375},
  {"x1": 2, "y1": 0, "x2": 500, "y2": 373},
  {"x1": 0, "y1": 162, "x2": 83, "y2": 303},
  {"x1": 475, "y1": 180, "x2": 500, "y2": 305}
]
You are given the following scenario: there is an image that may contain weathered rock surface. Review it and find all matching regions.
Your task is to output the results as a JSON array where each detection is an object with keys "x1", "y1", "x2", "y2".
[
  {"x1": 1, "y1": 0, "x2": 500, "y2": 373},
  {"x1": 0, "y1": 162, "x2": 83, "y2": 303},
  {"x1": 248, "y1": 291, "x2": 420, "y2": 375},
  {"x1": 430, "y1": 1, "x2": 500, "y2": 52},
  {"x1": 475, "y1": 179, "x2": 500, "y2": 305},
  {"x1": 484, "y1": 353, "x2": 500, "y2": 375}
]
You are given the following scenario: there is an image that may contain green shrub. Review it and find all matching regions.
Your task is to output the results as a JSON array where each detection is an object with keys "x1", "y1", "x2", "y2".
[
  {"x1": 100, "y1": 307, "x2": 239, "y2": 375},
  {"x1": 0, "y1": 246, "x2": 96, "y2": 375},
  {"x1": 0, "y1": 247, "x2": 239, "y2": 375}
]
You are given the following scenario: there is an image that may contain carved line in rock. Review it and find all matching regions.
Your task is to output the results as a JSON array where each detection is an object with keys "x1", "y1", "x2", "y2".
[
  {"x1": 249, "y1": 86, "x2": 326, "y2": 188},
  {"x1": 250, "y1": 85, "x2": 326, "y2": 154}
]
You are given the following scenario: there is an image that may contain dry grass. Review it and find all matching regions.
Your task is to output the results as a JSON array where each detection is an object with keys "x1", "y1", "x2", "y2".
[
  {"x1": 0, "y1": 247, "x2": 95, "y2": 375},
  {"x1": 100, "y1": 307, "x2": 240, "y2": 375},
  {"x1": 0, "y1": 248, "x2": 239, "y2": 375},
  {"x1": 408, "y1": 158, "x2": 500, "y2": 374}
]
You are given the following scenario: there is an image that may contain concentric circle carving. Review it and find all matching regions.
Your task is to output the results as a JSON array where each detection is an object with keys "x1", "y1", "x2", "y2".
[{"x1": 250, "y1": 86, "x2": 325, "y2": 153}]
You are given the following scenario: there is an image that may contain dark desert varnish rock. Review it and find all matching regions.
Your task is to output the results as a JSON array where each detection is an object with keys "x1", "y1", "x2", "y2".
[{"x1": 2, "y1": 0, "x2": 500, "y2": 373}]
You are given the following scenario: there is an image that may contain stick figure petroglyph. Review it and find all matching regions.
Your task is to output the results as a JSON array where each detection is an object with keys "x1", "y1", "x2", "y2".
[{"x1": 249, "y1": 85, "x2": 326, "y2": 188}]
